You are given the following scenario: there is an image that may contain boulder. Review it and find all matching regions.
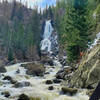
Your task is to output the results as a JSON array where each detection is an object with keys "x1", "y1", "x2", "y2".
[
  {"x1": 3, "y1": 75, "x2": 17, "y2": 84},
  {"x1": 69, "y1": 44, "x2": 100, "y2": 88},
  {"x1": 56, "y1": 67, "x2": 73, "y2": 80},
  {"x1": 48, "y1": 86, "x2": 54, "y2": 90},
  {"x1": 1, "y1": 91, "x2": 10, "y2": 98},
  {"x1": 45, "y1": 80, "x2": 53, "y2": 85},
  {"x1": 61, "y1": 87, "x2": 78, "y2": 95},
  {"x1": 18, "y1": 94, "x2": 41, "y2": 100},
  {"x1": 16, "y1": 69, "x2": 20, "y2": 74},
  {"x1": 3, "y1": 76, "x2": 12, "y2": 80},
  {"x1": 14, "y1": 81, "x2": 31, "y2": 88},
  {"x1": 21, "y1": 62, "x2": 45, "y2": 77},
  {"x1": 18, "y1": 94, "x2": 30, "y2": 100}
]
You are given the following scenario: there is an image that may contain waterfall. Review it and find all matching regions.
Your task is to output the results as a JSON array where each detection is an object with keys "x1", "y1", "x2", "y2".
[
  {"x1": 41, "y1": 20, "x2": 54, "y2": 53},
  {"x1": 41, "y1": 20, "x2": 59, "y2": 58}
]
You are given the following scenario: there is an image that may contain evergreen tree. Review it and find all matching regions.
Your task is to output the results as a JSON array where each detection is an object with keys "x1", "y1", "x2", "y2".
[
  {"x1": 63, "y1": 0, "x2": 94, "y2": 62},
  {"x1": 26, "y1": 8, "x2": 41, "y2": 54}
]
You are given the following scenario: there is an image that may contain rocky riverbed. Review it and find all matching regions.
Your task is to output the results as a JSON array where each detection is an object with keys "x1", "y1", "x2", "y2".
[{"x1": 0, "y1": 61, "x2": 89, "y2": 100}]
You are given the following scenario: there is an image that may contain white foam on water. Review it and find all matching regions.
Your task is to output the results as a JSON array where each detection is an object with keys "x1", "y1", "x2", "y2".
[
  {"x1": 41, "y1": 20, "x2": 53, "y2": 52},
  {"x1": 0, "y1": 62, "x2": 89, "y2": 100},
  {"x1": 89, "y1": 32, "x2": 100, "y2": 49}
]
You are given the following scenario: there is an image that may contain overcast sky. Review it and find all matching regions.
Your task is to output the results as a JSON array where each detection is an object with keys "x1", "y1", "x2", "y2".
[{"x1": 0, "y1": 0, "x2": 56, "y2": 9}]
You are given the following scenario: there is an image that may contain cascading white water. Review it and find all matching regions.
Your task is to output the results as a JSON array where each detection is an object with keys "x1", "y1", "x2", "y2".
[
  {"x1": 41, "y1": 20, "x2": 54, "y2": 53},
  {"x1": 0, "y1": 63, "x2": 89, "y2": 100},
  {"x1": 89, "y1": 32, "x2": 100, "y2": 50}
]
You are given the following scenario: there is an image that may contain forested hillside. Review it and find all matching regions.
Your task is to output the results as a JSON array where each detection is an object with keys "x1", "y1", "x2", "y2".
[{"x1": 0, "y1": 0, "x2": 42, "y2": 63}]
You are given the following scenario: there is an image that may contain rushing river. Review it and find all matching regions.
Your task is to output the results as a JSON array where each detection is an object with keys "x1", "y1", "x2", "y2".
[{"x1": 0, "y1": 62, "x2": 89, "y2": 100}]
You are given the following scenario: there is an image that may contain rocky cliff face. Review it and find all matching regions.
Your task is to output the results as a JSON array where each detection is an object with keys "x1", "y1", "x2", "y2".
[{"x1": 68, "y1": 42, "x2": 100, "y2": 89}]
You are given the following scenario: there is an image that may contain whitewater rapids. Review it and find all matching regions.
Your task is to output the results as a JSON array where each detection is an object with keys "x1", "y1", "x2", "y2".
[{"x1": 0, "y1": 62, "x2": 89, "y2": 100}]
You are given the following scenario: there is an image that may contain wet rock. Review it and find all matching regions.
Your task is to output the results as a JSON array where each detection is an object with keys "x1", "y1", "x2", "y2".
[
  {"x1": 48, "y1": 86, "x2": 54, "y2": 90},
  {"x1": 61, "y1": 87, "x2": 78, "y2": 95},
  {"x1": 21, "y1": 62, "x2": 45, "y2": 77},
  {"x1": 3, "y1": 75, "x2": 17, "y2": 84},
  {"x1": 3, "y1": 76, "x2": 12, "y2": 80},
  {"x1": 18, "y1": 94, "x2": 30, "y2": 100},
  {"x1": 45, "y1": 80, "x2": 53, "y2": 84},
  {"x1": 16, "y1": 69, "x2": 20, "y2": 74},
  {"x1": 1, "y1": 91, "x2": 10, "y2": 98},
  {"x1": 48, "y1": 60, "x2": 54, "y2": 66},
  {"x1": 53, "y1": 79, "x2": 62, "y2": 84},
  {"x1": 45, "y1": 72, "x2": 50, "y2": 74},
  {"x1": 14, "y1": 81, "x2": 31, "y2": 88},
  {"x1": 10, "y1": 79, "x2": 17, "y2": 84}
]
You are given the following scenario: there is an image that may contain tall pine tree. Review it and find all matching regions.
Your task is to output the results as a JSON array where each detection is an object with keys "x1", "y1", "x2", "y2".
[{"x1": 63, "y1": 0, "x2": 94, "y2": 62}]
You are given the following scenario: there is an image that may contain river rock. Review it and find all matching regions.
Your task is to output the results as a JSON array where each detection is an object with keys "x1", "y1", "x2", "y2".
[
  {"x1": 21, "y1": 62, "x2": 45, "y2": 76},
  {"x1": 16, "y1": 69, "x2": 20, "y2": 74},
  {"x1": 61, "y1": 87, "x2": 78, "y2": 95},
  {"x1": 48, "y1": 86, "x2": 54, "y2": 90},
  {"x1": 3, "y1": 75, "x2": 17, "y2": 84},
  {"x1": 18, "y1": 94, "x2": 30, "y2": 100},
  {"x1": 14, "y1": 81, "x2": 31, "y2": 88},
  {"x1": 45, "y1": 80, "x2": 53, "y2": 84},
  {"x1": 3, "y1": 76, "x2": 12, "y2": 80},
  {"x1": 69, "y1": 44, "x2": 100, "y2": 88},
  {"x1": 53, "y1": 79, "x2": 62, "y2": 84},
  {"x1": 1, "y1": 91, "x2": 10, "y2": 98},
  {"x1": 56, "y1": 67, "x2": 73, "y2": 80}
]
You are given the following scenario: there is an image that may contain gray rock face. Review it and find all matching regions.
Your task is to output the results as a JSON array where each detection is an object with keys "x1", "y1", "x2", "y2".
[
  {"x1": 68, "y1": 44, "x2": 100, "y2": 88},
  {"x1": 56, "y1": 67, "x2": 74, "y2": 80}
]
